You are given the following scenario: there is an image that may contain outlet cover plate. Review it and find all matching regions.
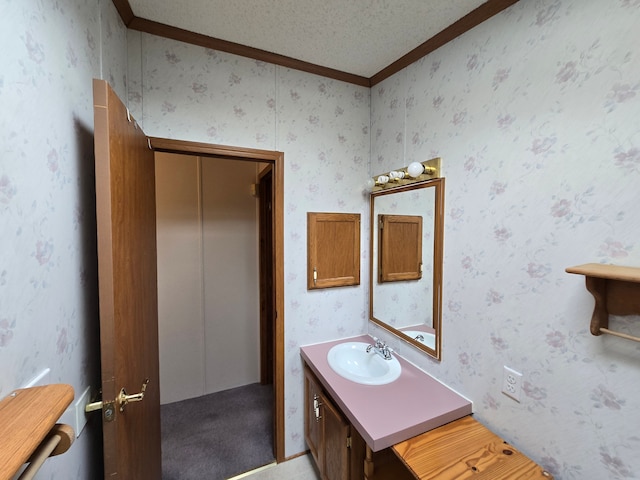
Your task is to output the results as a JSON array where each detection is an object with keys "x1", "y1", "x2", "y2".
[
  {"x1": 74, "y1": 386, "x2": 92, "y2": 437},
  {"x1": 502, "y1": 366, "x2": 523, "y2": 402}
]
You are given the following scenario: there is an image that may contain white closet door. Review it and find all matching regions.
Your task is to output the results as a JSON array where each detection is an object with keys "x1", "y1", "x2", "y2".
[
  {"x1": 155, "y1": 153, "x2": 205, "y2": 404},
  {"x1": 202, "y1": 158, "x2": 260, "y2": 394}
]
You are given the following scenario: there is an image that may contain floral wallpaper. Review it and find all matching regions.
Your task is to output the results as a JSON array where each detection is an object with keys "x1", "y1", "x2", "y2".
[
  {"x1": 371, "y1": 1, "x2": 640, "y2": 478},
  {"x1": 1, "y1": 0, "x2": 127, "y2": 478},
  {"x1": 127, "y1": 32, "x2": 372, "y2": 457},
  {"x1": 3, "y1": 0, "x2": 640, "y2": 478}
]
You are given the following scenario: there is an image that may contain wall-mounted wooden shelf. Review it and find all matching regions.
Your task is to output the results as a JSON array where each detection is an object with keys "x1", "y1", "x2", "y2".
[
  {"x1": 566, "y1": 263, "x2": 640, "y2": 343},
  {"x1": 0, "y1": 384, "x2": 75, "y2": 480}
]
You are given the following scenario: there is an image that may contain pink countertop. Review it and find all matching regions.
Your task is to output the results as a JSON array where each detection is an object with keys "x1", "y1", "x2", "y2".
[{"x1": 300, "y1": 335, "x2": 472, "y2": 452}]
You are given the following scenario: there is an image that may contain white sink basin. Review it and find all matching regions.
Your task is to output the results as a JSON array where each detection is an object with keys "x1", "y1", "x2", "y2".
[
  {"x1": 402, "y1": 331, "x2": 436, "y2": 349},
  {"x1": 327, "y1": 342, "x2": 401, "y2": 385}
]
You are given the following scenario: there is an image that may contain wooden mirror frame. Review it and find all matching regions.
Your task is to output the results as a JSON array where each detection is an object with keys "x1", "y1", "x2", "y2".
[{"x1": 369, "y1": 177, "x2": 444, "y2": 360}]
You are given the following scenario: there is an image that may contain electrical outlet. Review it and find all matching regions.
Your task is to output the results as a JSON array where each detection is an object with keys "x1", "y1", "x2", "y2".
[{"x1": 502, "y1": 366, "x2": 523, "y2": 402}]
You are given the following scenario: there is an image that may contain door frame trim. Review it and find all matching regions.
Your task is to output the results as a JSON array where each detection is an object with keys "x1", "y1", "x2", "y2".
[
  {"x1": 149, "y1": 137, "x2": 285, "y2": 463},
  {"x1": 258, "y1": 165, "x2": 274, "y2": 386}
]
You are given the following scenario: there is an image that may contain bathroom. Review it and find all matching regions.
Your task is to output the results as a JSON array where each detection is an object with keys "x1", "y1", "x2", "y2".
[{"x1": 2, "y1": 0, "x2": 640, "y2": 479}]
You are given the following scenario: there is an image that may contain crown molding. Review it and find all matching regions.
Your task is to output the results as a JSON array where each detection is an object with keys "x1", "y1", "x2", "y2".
[
  {"x1": 112, "y1": 0, "x2": 135, "y2": 26},
  {"x1": 113, "y1": 0, "x2": 519, "y2": 87},
  {"x1": 370, "y1": 0, "x2": 519, "y2": 85},
  {"x1": 127, "y1": 16, "x2": 370, "y2": 87}
]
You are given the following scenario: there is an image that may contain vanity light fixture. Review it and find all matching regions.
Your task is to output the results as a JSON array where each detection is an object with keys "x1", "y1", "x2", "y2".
[
  {"x1": 407, "y1": 161, "x2": 437, "y2": 178},
  {"x1": 377, "y1": 175, "x2": 390, "y2": 185},
  {"x1": 369, "y1": 157, "x2": 441, "y2": 192},
  {"x1": 388, "y1": 171, "x2": 407, "y2": 181}
]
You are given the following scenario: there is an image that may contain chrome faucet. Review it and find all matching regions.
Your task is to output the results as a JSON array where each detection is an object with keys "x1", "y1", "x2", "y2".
[{"x1": 366, "y1": 337, "x2": 394, "y2": 360}]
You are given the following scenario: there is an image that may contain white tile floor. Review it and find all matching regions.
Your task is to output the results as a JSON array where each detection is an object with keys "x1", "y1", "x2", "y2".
[{"x1": 230, "y1": 455, "x2": 320, "y2": 480}]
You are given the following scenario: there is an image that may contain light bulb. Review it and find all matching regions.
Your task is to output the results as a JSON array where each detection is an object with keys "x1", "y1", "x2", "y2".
[
  {"x1": 377, "y1": 175, "x2": 389, "y2": 185},
  {"x1": 365, "y1": 178, "x2": 375, "y2": 192},
  {"x1": 407, "y1": 162, "x2": 424, "y2": 178}
]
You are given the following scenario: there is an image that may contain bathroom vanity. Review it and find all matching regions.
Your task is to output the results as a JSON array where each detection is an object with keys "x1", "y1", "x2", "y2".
[
  {"x1": 301, "y1": 336, "x2": 553, "y2": 480},
  {"x1": 301, "y1": 334, "x2": 470, "y2": 480},
  {"x1": 301, "y1": 160, "x2": 553, "y2": 479}
]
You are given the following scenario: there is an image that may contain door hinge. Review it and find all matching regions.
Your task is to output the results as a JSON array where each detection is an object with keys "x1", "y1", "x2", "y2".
[{"x1": 346, "y1": 436, "x2": 352, "y2": 448}]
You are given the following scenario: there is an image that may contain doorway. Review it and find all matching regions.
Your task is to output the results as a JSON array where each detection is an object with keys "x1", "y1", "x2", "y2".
[
  {"x1": 150, "y1": 137, "x2": 285, "y2": 466},
  {"x1": 155, "y1": 154, "x2": 268, "y2": 399}
]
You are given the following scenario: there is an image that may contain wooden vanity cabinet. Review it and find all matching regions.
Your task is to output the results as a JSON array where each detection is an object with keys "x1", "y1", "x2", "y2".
[
  {"x1": 305, "y1": 366, "x2": 351, "y2": 480},
  {"x1": 304, "y1": 366, "x2": 412, "y2": 480},
  {"x1": 302, "y1": 342, "x2": 551, "y2": 480},
  {"x1": 305, "y1": 367, "x2": 322, "y2": 466}
]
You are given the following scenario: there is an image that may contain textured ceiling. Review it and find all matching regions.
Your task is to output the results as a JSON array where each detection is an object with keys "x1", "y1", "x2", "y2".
[{"x1": 127, "y1": 0, "x2": 488, "y2": 78}]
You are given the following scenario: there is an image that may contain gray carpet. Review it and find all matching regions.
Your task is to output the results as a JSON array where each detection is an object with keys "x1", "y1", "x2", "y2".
[{"x1": 161, "y1": 383, "x2": 274, "y2": 480}]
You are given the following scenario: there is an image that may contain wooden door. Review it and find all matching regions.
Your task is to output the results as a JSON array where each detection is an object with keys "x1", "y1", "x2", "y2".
[
  {"x1": 307, "y1": 212, "x2": 361, "y2": 290},
  {"x1": 378, "y1": 214, "x2": 423, "y2": 282},
  {"x1": 321, "y1": 393, "x2": 350, "y2": 480},
  {"x1": 304, "y1": 367, "x2": 322, "y2": 468},
  {"x1": 304, "y1": 366, "x2": 350, "y2": 480},
  {"x1": 93, "y1": 79, "x2": 161, "y2": 478}
]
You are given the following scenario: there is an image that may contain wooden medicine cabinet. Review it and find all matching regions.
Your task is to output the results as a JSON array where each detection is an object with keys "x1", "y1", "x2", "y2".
[
  {"x1": 378, "y1": 214, "x2": 423, "y2": 283},
  {"x1": 307, "y1": 212, "x2": 361, "y2": 290}
]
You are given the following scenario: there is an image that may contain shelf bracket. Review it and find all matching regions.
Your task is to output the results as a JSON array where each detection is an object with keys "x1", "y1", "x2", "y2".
[
  {"x1": 566, "y1": 263, "x2": 640, "y2": 343},
  {"x1": 584, "y1": 276, "x2": 608, "y2": 336}
]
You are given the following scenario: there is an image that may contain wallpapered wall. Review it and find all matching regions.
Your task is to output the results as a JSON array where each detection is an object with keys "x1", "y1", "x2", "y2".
[
  {"x1": 127, "y1": 30, "x2": 372, "y2": 458},
  {"x1": 0, "y1": 0, "x2": 128, "y2": 478},
  {"x1": 128, "y1": 1, "x2": 640, "y2": 475},
  {"x1": 3, "y1": 0, "x2": 640, "y2": 478},
  {"x1": 370, "y1": 1, "x2": 640, "y2": 479}
]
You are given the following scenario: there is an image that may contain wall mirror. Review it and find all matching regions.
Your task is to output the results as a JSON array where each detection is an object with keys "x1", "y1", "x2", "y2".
[{"x1": 369, "y1": 166, "x2": 444, "y2": 360}]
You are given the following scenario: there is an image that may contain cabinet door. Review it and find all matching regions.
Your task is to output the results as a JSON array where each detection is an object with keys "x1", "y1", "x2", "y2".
[
  {"x1": 307, "y1": 212, "x2": 361, "y2": 289},
  {"x1": 378, "y1": 214, "x2": 423, "y2": 282},
  {"x1": 304, "y1": 367, "x2": 323, "y2": 467},
  {"x1": 321, "y1": 392, "x2": 350, "y2": 480}
]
